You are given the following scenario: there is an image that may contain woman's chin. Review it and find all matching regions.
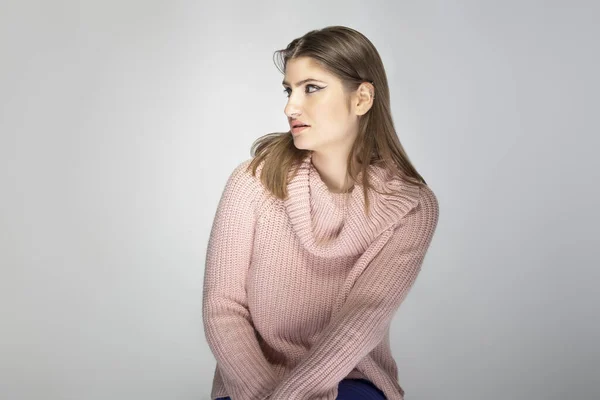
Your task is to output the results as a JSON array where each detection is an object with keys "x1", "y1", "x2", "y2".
[{"x1": 291, "y1": 138, "x2": 312, "y2": 150}]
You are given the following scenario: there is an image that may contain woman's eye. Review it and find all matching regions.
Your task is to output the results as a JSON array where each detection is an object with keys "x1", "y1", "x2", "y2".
[
  {"x1": 306, "y1": 84, "x2": 321, "y2": 94},
  {"x1": 283, "y1": 84, "x2": 321, "y2": 97}
]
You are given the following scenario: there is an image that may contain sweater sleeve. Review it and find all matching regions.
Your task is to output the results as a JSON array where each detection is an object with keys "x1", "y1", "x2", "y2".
[
  {"x1": 269, "y1": 186, "x2": 440, "y2": 400},
  {"x1": 202, "y1": 160, "x2": 279, "y2": 400}
]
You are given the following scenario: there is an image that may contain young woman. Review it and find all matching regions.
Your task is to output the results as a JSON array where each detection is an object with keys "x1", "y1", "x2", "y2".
[{"x1": 203, "y1": 25, "x2": 439, "y2": 400}]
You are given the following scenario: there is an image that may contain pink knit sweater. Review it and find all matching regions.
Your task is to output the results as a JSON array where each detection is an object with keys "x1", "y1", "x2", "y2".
[{"x1": 202, "y1": 151, "x2": 439, "y2": 400}]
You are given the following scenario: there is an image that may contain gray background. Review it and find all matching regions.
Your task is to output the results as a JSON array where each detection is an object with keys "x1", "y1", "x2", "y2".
[{"x1": 1, "y1": 1, "x2": 598, "y2": 399}]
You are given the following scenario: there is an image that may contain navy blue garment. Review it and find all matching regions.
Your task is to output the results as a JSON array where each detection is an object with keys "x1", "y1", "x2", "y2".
[{"x1": 215, "y1": 377, "x2": 387, "y2": 399}]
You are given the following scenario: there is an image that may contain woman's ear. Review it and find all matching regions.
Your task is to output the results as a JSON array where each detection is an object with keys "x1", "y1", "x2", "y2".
[{"x1": 353, "y1": 82, "x2": 375, "y2": 116}]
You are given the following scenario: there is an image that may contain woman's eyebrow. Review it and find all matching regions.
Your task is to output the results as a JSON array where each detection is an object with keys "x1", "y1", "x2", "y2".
[{"x1": 282, "y1": 78, "x2": 326, "y2": 86}]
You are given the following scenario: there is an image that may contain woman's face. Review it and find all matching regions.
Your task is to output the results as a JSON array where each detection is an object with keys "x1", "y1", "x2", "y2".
[{"x1": 282, "y1": 56, "x2": 360, "y2": 153}]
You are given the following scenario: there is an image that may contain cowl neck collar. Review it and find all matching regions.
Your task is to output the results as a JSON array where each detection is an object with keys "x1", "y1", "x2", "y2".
[{"x1": 283, "y1": 151, "x2": 421, "y2": 258}]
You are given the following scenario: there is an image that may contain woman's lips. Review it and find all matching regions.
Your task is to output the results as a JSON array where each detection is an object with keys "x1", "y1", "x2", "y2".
[{"x1": 292, "y1": 125, "x2": 310, "y2": 134}]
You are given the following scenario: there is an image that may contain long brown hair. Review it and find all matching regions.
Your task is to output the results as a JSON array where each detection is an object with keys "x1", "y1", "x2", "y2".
[{"x1": 248, "y1": 25, "x2": 428, "y2": 216}]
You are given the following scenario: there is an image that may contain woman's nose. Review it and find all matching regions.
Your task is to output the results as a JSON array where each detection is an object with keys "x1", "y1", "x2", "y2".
[
  {"x1": 285, "y1": 103, "x2": 302, "y2": 118},
  {"x1": 286, "y1": 110, "x2": 301, "y2": 119}
]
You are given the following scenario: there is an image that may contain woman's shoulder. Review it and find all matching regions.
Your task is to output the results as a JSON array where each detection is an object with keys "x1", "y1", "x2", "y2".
[
  {"x1": 227, "y1": 156, "x2": 266, "y2": 187},
  {"x1": 407, "y1": 182, "x2": 439, "y2": 230},
  {"x1": 419, "y1": 183, "x2": 439, "y2": 213},
  {"x1": 224, "y1": 157, "x2": 261, "y2": 191},
  {"x1": 220, "y1": 157, "x2": 273, "y2": 211}
]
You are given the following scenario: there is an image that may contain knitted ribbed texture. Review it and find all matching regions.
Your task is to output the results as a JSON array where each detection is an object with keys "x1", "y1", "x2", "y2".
[{"x1": 202, "y1": 151, "x2": 439, "y2": 400}]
